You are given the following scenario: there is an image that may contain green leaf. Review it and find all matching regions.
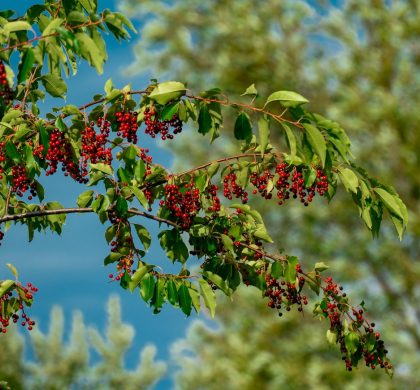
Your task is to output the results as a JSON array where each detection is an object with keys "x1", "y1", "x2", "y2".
[
  {"x1": 234, "y1": 112, "x2": 252, "y2": 141},
  {"x1": 76, "y1": 190, "x2": 94, "y2": 208},
  {"x1": 198, "y1": 279, "x2": 216, "y2": 318},
  {"x1": 373, "y1": 188, "x2": 405, "y2": 222},
  {"x1": 42, "y1": 17, "x2": 64, "y2": 36},
  {"x1": 134, "y1": 159, "x2": 146, "y2": 183},
  {"x1": 41, "y1": 74, "x2": 67, "y2": 98},
  {"x1": 241, "y1": 83, "x2": 258, "y2": 97},
  {"x1": 326, "y1": 329, "x2": 337, "y2": 345},
  {"x1": 134, "y1": 224, "x2": 151, "y2": 251},
  {"x1": 314, "y1": 262, "x2": 329, "y2": 272},
  {"x1": 13, "y1": 126, "x2": 32, "y2": 141},
  {"x1": 281, "y1": 123, "x2": 296, "y2": 159},
  {"x1": 4, "y1": 21, "x2": 32, "y2": 33},
  {"x1": 75, "y1": 32, "x2": 105, "y2": 74},
  {"x1": 158, "y1": 229, "x2": 189, "y2": 263},
  {"x1": 178, "y1": 284, "x2": 192, "y2": 316},
  {"x1": 103, "y1": 252, "x2": 124, "y2": 265},
  {"x1": 220, "y1": 234, "x2": 234, "y2": 253},
  {"x1": 90, "y1": 163, "x2": 113, "y2": 176},
  {"x1": 17, "y1": 48, "x2": 35, "y2": 83},
  {"x1": 198, "y1": 104, "x2": 212, "y2": 135},
  {"x1": 161, "y1": 102, "x2": 179, "y2": 121},
  {"x1": 129, "y1": 265, "x2": 153, "y2": 293},
  {"x1": 338, "y1": 167, "x2": 359, "y2": 194},
  {"x1": 258, "y1": 117, "x2": 270, "y2": 154},
  {"x1": 140, "y1": 273, "x2": 156, "y2": 302},
  {"x1": 270, "y1": 261, "x2": 282, "y2": 279},
  {"x1": 149, "y1": 81, "x2": 186, "y2": 105},
  {"x1": 0, "y1": 280, "x2": 15, "y2": 297},
  {"x1": 303, "y1": 124, "x2": 326, "y2": 167},
  {"x1": 253, "y1": 226, "x2": 273, "y2": 243},
  {"x1": 6, "y1": 263, "x2": 18, "y2": 279},
  {"x1": 5, "y1": 141, "x2": 20, "y2": 164},
  {"x1": 167, "y1": 279, "x2": 178, "y2": 306},
  {"x1": 285, "y1": 256, "x2": 299, "y2": 284},
  {"x1": 115, "y1": 196, "x2": 128, "y2": 217},
  {"x1": 202, "y1": 271, "x2": 233, "y2": 296},
  {"x1": 344, "y1": 331, "x2": 360, "y2": 354},
  {"x1": 264, "y1": 90, "x2": 309, "y2": 108},
  {"x1": 130, "y1": 187, "x2": 149, "y2": 210}
]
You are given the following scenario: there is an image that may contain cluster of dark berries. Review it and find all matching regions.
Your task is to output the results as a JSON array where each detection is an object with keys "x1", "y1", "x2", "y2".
[
  {"x1": 0, "y1": 282, "x2": 38, "y2": 333},
  {"x1": 108, "y1": 255, "x2": 134, "y2": 282},
  {"x1": 261, "y1": 267, "x2": 308, "y2": 316},
  {"x1": 81, "y1": 117, "x2": 113, "y2": 170},
  {"x1": 115, "y1": 111, "x2": 139, "y2": 143},
  {"x1": 250, "y1": 169, "x2": 274, "y2": 200},
  {"x1": 205, "y1": 184, "x2": 221, "y2": 213},
  {"x1": 160, "y1": 182, "x2": 201, "y2": 229},
  {"x1": 0, "y1": 230, "x2": 4, "y2": 246},
  {"x1": 144, "y1": 107, "x2": 183, "y2": 140},
  {"x1": 10, "y1": 165, "x2": 38, "y2": 199},
  {"x1": 0, "y1": 61, "x2": 13, "y2": 105},
  {"x1": 321, "y1": 276, "x2": 391, "y2": 372},
  {"x1": 223, "y1": 171, "x2": 249, "y2": 203},
  {"x1": 275, "y1": 163, "x2": 328, "y2": 206},
  {"x1": 45, "y1": 129, "x2": 87, "y2": 183}
]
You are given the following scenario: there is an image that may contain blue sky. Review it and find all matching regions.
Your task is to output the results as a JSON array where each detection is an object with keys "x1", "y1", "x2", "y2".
[{"x1": 0, "y1": 1, "x2": 196, "y2": 387}]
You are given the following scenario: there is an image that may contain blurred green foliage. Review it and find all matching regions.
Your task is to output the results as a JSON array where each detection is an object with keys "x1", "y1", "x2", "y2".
[
  {"x1": 0, "y1": 296, "x2": 166, "y2": 389},
  {"x1": 119, "y1": 0, "x2": 420, "y2": 388}
]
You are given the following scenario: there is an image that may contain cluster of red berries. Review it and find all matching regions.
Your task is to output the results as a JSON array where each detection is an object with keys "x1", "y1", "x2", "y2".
[
  {"x1": 144, "y1": 107, "x2": 183, "y2": 140},
  {"x1": 81, "y1": 117, "x2": 113, "y2": 170},
  {"x1": 115, "y1": 111, "x2": 139, "y2": 143},
  {"x1": 160, "y1": 182, "x2": 201, "y2": 229},
  {"x1": 275, "y1": 163, "x2": 328, "y2": 206},
  {"x1": 321, "y1": 276, "x2": 391, "y2": 372},
  {"x1": 0, "y1": 61, "x2": 13, "y2": 105},
  {"x1": 108, "y1": 255, "x2": 134, "y2": 282},
  {"x1": 0, "y1": 282, "x2": 38, "y2": 333},
  {"x1": 261, "y1": 267, "x2": 308, "y2": 316},
  {"x1": 10, "y1": 165, "x2": 38, "y2": 198},
  {"x1": 250, "y1": 169, "x2": 273, "y2": 200},
  {"x1": 45, "y1": 129, "x2": 87, "y2": 183},
  {"x1": 223, "y1": 171, "x2": 249, "y2": 203},
  {"x1": 205, "y1": 184, "x2": 221, "y2": 213}
]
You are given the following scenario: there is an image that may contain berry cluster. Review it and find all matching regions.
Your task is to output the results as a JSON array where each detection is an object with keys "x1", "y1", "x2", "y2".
[
  {"x1": 144, "y1": 107, "x2": 183, "y2": 140},
  {"x1": 108, "y1": 255, "x2": 134, "y2": 281},
  {"x1": 250, "y1": 169, "x2": 273, "y2": 200},
  {"x1": 0, "y1": 230, "x2": 4, "y2": 246},
  {"x1": 275, "y1": 163, "x2": 328, "y2": 206},
  {"x1": 0, "y1": 61, "x2": 13, "y2": 105},
  {"x1": 205, "y1": 184, "x2": 221, "y2": 213},
  {"x1": 10, "y1": 165, "x2": 38, "y2": 199},
  {"x1": 321, "y1": 276, "x2": 391, "y2": 372},
  {"x1": 261, "y1": 267, "x2": 308, "y2": 316},
  {"x1": 160, "y1": 182, "x2": 201, "y2": 229},
  {"x1": 45, "y1": 129, "x2": 86, "y2": 183},
  {"x1": 0, "y1": 142, "x2": 5, "y2": 180},
  {"x1": 115, "y1": 111, "x2": 139, "y2": 143},
  {"x1": 223, "y1": 171, "x2": 249, "y2": 203},
  {"x1": 0, "y1": 282, "x2": 38, "y2": 333},
  {"x1": 81, "y1": 117, "x2": 113, "y2": 170}
]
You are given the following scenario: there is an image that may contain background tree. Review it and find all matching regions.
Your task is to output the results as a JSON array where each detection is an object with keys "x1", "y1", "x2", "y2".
[
  {"x1": 120, "y1": 0, "x2": 420, "y2": 387},
  {"x1": 0, "y1": 296, "x2": 166, "y2": 389}
]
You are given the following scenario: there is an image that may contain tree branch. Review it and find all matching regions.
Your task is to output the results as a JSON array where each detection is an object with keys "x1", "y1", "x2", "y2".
[{"x1": 0, "y1": 206, "x2": 178, "y2": 227}]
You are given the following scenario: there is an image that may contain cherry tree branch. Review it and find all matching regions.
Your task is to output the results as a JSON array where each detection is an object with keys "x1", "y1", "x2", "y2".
[{"x1": 0, "y1": 207, "x2": 178, "y2": 227}]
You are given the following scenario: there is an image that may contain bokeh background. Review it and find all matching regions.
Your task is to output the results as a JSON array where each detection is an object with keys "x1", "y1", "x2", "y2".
[{"x1": 1, "y1": 0, "x2": 419, "y2": 389}]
